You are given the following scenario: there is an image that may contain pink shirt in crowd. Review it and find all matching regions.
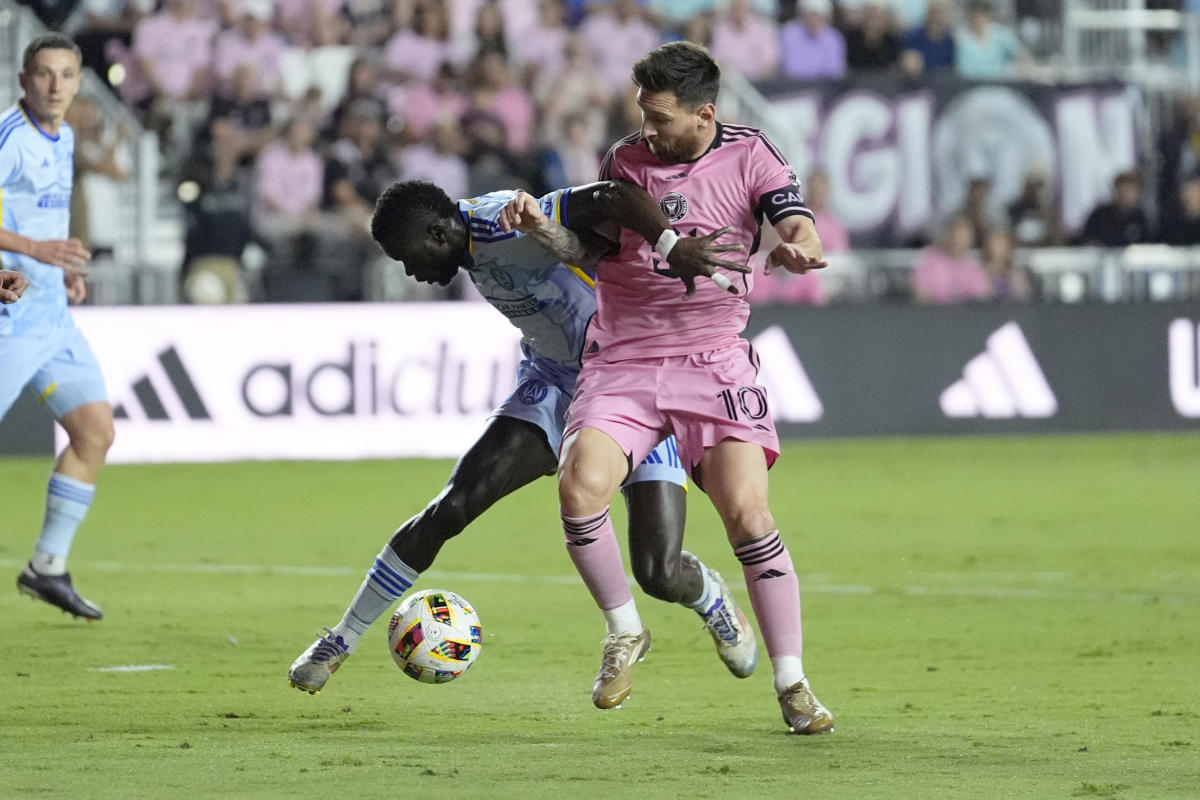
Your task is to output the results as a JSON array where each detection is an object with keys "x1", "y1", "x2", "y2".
[
  {"x1": 254, "y1": 141, "x2": 324, "y2": 217},
  {"x1": 579, "y1": 12, "x2": 661, "y2": 92},
  {"x1": 911, "y1": 247, "x2": 991, "y2": 303},
  {"x1": 388, "y1": 83, "x2": 468, "y2": 140},
  {"x1": 710, "y1": 15, "x2": 781, "y2": 81},
  {"x1": 212, "y1": 28, "x2": 288, "y2": 95},
  {"x1": 383, "y1": 29, "x2": 455, "y2": 81},
  {"x1": 132, "y1": 12, "x2": 217, "y2": 97}
]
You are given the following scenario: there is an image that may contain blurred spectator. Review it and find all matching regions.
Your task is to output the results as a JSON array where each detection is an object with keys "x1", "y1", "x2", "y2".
[
  {"x1": 211, "y1": 0, "x2": 287, "y2": 98},
  {"x1": 398, "y1": 120, "x2": 471, "y2": 200},
  {"x1": 912, "y1": 214, "x2": 990, "y2": 303},
  {"x1": 749, "y1": 170, "x2": 842, "y2": 306},
  {"x1": 1079, "y1": 171, "x2": 1152, "y2": 247},
  {"x1": 465, "y1": 51, "x2": 535, "y2": 156},
  {"x1": 323, "y1": 101, "x2": 393, "y2": 235},
  {"x1": 71, "y1": 0, "x2": 147, "y2": 82},
  {"x1": 204, "y1": 63, "x2": 276, "y2": 165},
  {"x1": 1160, "y1": 174, "x2": 1200, "y2": 246},
  {"x1": 474, "y1": 0, "x2": 508, "y2": 58},
  {"x1": 845, "y1": 1, "x2": 900, "y2": 72},
  {"x1": 131, "y1": 0, "x2": 217, "y2": 164},
  {"x1": 678, "y1": 10, "x2": 713, "y2": 47},
  {"x1": 383, "y1": 0, "x2": 454, "y2": 83},
  {"x1": 900, "y1": 0, "x2": 954, "y2": 77},
  {"x1": 1006, "y1": 165, "x2": 1063, "y2": 246},
  {"x1": 981, "y1": 228, "x2": 1032, "y2": 302},
  {"x1": 891, "y1": 0, "x2": 930, "y2": 30},
  {"x1": 340, "y1": 0, "x2": 392, "y2": 47},
  {"x1": 779, "y1": 0, "x2": 846, "y2": 81},
  {"x1": 541, "y1": 112, "x2": 603, "y2": 190},
  {"x1": 959, "y1": 176, "x2": 1000, "y2": 249},
  {"x1": 1156, "y1": 94, "x2": 1200, "y2": 223},
  {"x1": 579, "y1": 0, "x2": 662, "y2": 94},
  {"x1": 275, "y1": 0, "x2": 348, "y2": 48},
  {"x1": 954, "y1": 1, "x2": 1026, "y2": 80},
  {"x1": 388, "y1": 62, "x2": 469, "y2": 143},
  {"x1": 327, "y1": 56, "x2": 388, "y2": 143},
  {"x1": 65, "y1": 96, "x2": 131, "y2": 258},
  {"x1": 710, "y1": 0, "x2": 781, "y2": 82},
  {"x1": 253, "y1": 118, "x2": 325, "y2": 258},
  {"x1": 180, "y1": 131, "x2": 254, "y2": 304},
  {"x1": 514, "y1": 0, "x2": 571, "y2": 83},
  {"x1": 533, "y1": 33, "x2": 613, "y2": 153}
]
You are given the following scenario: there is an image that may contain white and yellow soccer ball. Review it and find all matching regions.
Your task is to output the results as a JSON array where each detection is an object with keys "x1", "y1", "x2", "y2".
[{"x1": 387, "y1": 589, "x2": 482, "y2": 683}]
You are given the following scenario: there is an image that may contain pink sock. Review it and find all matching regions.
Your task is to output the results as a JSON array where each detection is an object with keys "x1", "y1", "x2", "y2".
[
  {"x1": 562, "y1": 508, "x2": 633, "y2": 611},
  {"x1": 735, "y1": 530, "x2": 803, "y2": 659}
]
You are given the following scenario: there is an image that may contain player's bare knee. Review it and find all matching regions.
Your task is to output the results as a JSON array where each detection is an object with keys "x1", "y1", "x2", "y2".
[
  {"x1": 634, "y1": 559, "x2": 683, "y2": 603},
  {"x1": 725, "y1": 509, "x2": 777, "y2": 546},
  {"x1": 557, "y1": 462, "x2": 615, "y2": 514}
]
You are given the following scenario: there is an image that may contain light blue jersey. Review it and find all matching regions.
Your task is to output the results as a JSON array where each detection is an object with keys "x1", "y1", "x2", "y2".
[
  {"x1": 461, "y1": 188, "x2": 685, "y2": 486},
  {"x1": 0, "y1": 101, "x2": 75, "y2": 337},
  {"x1": 460, "y1": 188, "x2": 596, "y2": 388}
]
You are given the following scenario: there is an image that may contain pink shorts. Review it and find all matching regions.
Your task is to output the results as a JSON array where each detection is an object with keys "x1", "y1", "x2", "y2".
[{"x1": 564, "y1": 340, "x2": 780, "y2": 477}]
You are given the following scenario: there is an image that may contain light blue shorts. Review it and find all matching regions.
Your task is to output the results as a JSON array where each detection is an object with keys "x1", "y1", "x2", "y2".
[
  {"x1": 493, "y1": 358, "x2": 686, "y2": 487},
  {"x1": 0, "y1": 325, "x2": 109, "y2": 420}
]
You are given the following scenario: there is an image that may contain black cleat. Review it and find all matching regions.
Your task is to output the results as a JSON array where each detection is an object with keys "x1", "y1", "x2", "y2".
[{"x1": 17, "y1": 565, "x2": 103, "y2": 620}]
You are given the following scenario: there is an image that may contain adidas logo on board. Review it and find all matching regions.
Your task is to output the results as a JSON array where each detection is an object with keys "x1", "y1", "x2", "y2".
[{"x1": 939, "y1": 322, "x2": 1056, "y2": 419}]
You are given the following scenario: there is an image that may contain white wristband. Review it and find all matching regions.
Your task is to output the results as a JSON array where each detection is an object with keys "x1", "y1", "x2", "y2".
[{"x1": 654, "y1": 229, "x2": 679, "y2": 259}]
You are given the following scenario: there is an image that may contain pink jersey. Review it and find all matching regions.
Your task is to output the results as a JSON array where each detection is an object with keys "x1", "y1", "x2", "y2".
[{"x1": 590, "y1": 123, "x2": 811, "y2": 361}]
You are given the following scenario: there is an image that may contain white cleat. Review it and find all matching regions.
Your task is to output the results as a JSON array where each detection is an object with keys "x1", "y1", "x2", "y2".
[
  {"x1": 682, "y1": 551, "x2": 758, "y2": 678},
  {"x1": 288, "y1": 628, "x2": 351, "y2": 694}
]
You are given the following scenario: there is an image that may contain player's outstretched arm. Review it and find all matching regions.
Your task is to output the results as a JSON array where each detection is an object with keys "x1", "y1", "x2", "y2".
[
  {"x1": 765, "y1": 214, "x2": 828, "y2": 276},
  {"x1": 575, "y1": 180, "x2": 747, "y2": 296},
  {"x1": 0, "y1": 268, "x2": 29, "y2": 303},
  {"x1": 0, "y1": 229, "x2": 92, "y2": 271}
]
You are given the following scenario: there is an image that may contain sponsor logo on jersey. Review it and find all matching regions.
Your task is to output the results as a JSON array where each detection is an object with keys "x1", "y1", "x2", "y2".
[
  {"x1": 658, "y1": 192, "x2": 688, "y2": 222},
  {"x1": 37, "y1": 193, "x2": 71, "y2": 209},
  {"x1": 516, "y1": 379, "x2": 549, "y2": 405}
]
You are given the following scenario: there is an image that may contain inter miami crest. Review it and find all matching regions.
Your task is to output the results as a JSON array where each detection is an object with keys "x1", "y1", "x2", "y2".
[{"x1": 659, "y1": 192, "x2": 688, "y2": 222}]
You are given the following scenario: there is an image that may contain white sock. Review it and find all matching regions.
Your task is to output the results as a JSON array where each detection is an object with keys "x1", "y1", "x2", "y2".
[
  {"x1": 603, "y1": 599, "x2": 642, "y2": 636},
  {"x1": 329, "y1": 546, "x2": 419, "y2": 651},
  {"x1": 30, "y1": 551, "x2": 67, "y2": 576},
  {"x1": 772, "y1": 655, "x2": 807, "y2": 694},
  {"x1": 682, "y1": 558, "x2": 718, "y2": 613}
]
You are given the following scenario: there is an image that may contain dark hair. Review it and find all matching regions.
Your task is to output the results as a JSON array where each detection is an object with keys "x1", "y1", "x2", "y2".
[
  {"x1": 631, "y1": 41, "x2": 720, "y2": 110},
  {"x1": 22, "y1": 33, "x2": 82, "y2": 73},
  {"x1": 370, "y1": 180, "x2": 458, "y2": 251}
]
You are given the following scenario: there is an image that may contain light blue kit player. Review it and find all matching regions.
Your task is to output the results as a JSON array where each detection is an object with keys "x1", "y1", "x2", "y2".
[
  {"x1": 1, "y1": 34, "x2": 112, "y2": 620},
  {"x1": 289, "y1": 179, "x2": 758, "y2": 693}
]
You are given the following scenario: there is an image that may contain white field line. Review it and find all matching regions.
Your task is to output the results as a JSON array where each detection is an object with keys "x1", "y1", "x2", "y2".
[{"x1": 1, "y1": 558, "x2": 1194, "y2": 605}]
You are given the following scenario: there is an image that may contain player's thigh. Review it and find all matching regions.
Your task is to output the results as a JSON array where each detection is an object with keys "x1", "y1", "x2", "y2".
[
  {"x1": 0, "y1": 332, "x2": 62, "y2": 418},
  {"x1": 447, "y1": 415, "x2": 557, "y2": 506},
  {"x1": 697, "y1": 439, "x2": 776, "y2": 545},
  {"x1": 29, "y1": 330, "x2": 109, "y2": 421}
]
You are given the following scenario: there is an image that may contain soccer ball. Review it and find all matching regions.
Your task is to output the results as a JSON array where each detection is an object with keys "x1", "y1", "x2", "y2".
[{"x1": 387, "y1": 589, "x2": 482, "y2": 683}]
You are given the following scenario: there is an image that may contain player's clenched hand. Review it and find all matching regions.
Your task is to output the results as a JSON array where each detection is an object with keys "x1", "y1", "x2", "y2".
[
  {"x1": 497, "y1": 190, "x2": 545, "y2": 233},
  {"x1": 64, "y1": 265, "x2": 88, "y2": 304},
  {"x1": 765, "y1": 242, "x2": 828, "y2": 276},
  {"x1": 29, "y1": 237, "x2": 92, "y2": 270},
  {"x1": 656, "y1": 226, "x2": 747, "y2": 297},
  {"x1": 0, "y1": 269, "x2": 28, "y2": 303}
]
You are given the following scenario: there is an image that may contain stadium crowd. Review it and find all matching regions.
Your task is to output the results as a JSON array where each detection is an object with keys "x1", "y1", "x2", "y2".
[{"x1": 18, "y1": 0, "x2": 1200, "y2": 303}]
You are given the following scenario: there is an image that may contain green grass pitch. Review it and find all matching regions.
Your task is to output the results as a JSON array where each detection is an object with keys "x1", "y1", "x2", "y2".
[{"x1": 2, "y1": 433, "x2": 1197, "y2": 799}]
